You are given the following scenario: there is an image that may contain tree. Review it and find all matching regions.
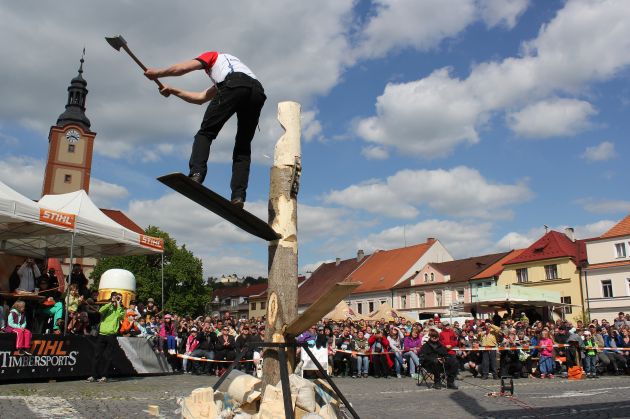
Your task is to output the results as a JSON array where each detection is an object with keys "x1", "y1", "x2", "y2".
[{"x1": 90, "y1": 226, "x2": 210, "y2": 316}]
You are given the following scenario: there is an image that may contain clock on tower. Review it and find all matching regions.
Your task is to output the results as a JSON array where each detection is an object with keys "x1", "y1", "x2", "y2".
[{"x1": 42, "y1": 55, "x2": 97, "y2": 196}]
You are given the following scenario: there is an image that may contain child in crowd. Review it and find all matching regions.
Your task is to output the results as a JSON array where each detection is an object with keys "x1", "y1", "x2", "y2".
[
  {"x1": 583, "y1": 330, "x2": 599, "y2": 378},
  {"x1": 5, "y1": 300, "x2": 32, "y2": 355},
  {"x1": 538, "y1": 329, "x2": 555, "y2": 378},
  {"x1": 159, "y1": 314, "x2": 177, "y2": 354}
]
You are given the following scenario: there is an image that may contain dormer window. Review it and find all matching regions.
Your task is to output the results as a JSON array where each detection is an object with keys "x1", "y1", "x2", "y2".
[
  {"x1": 424, "y1": 273, "x2": 429, "y2": 282},
  {"x1": 430, "y1": 273, "x2": 435, "y2": 282}
]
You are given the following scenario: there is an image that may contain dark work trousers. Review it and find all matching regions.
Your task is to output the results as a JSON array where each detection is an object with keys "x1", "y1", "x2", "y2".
[
  {"x1": 427, "y1": 356, "x2": 459, "y2": 384},
  {"x1": 371, "y1": 354, "x2": 390, "y2": 377},
  {"x1": 190, "y1": 72, "x2": 266, "y2": 201},
  {"x1": 481, "y1": 350, "x2": 498, "y2": 377},
  {"x1": 92, "y1": 334, "x2": 117, "y2": 378}
]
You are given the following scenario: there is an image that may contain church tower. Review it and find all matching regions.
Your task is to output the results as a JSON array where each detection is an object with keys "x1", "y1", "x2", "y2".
[{"x1": 42, "y1": 53, "x2": 96, "y2": 196}]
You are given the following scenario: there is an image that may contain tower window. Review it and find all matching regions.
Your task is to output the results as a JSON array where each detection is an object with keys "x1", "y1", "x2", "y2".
[
  {"x1": 68, "y1": 144, "x2": 76, "y2": 153},
  {"x1": 64, "y1": 174, "x2": 72, "y2": 183}
]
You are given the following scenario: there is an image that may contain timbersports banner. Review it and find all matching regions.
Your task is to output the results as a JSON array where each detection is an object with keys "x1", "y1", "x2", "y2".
[{"x1": 0, "y1": 334, "x2": 171, "y2": 381}]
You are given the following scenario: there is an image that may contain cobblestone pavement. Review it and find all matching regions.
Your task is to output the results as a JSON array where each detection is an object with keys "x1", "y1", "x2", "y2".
[{"x1": 1, "y1": 373, "x2": 630, "y2": 418}]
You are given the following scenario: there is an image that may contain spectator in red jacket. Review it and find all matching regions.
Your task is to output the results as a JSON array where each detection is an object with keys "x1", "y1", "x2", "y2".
[
  {"x1": 368, "y1": 329, "x2": 393, "y2": 378},
  {"x1": 439, "y1": 321, "x2": 458, "y2": 356}
]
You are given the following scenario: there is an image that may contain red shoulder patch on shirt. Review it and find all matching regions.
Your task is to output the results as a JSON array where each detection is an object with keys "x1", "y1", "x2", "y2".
[{"x1": 196, "y1": 51, "x2": 218, "y2": 69}]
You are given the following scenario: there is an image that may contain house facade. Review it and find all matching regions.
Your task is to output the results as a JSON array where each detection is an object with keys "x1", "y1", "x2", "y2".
[
  {"x1": 210, "y1": 283, "x2": 267, "y2": 319},
  {"x1": 346, "y1": 238, "x2": 453, "y2": 317},
  {"x1": 499, "y1": 229, "x2": 587, "y2": 323},
  {"x1": 583, "y1": 214, "x2": 630, "y2": 321},
  {"x1": 392, "y1": 252, "x2": 509, "y2": 320}
]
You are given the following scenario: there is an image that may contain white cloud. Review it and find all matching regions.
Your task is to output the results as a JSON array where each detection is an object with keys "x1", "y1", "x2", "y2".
[
  {"x1": 355, "y1": 0, "x2": 630, "y2": 157},
  {"x1": 354, "y1": 0, "x2": 478, "y2": 60},
  {"x1": 580, "y1": 198, "x2": 630, "y2": 214},
  {"x1": 479, "y1": 0, "x2": 530, "y2": 29},
  {"x1": 507, "y1": 98, "x2": 596, "y2": 138},
  {"x1": 89, "y1": 178, "x2": 129, "y2": 208},
  {"x1": 325, "y1": 166, "x2": 532, "y2": 220},
  {"x1": 582, "y1": 141, "x2": 617, "y2": 161},
  {"x1": 361, "y1": 146, "x2": 389, "y2": 160},
  {"x1": 358, "y1": 219, "x2": 494, "y2": 258},
  {"x1": 495, "y1": 220, "x2": 616, "y2": 250},
  {"x1": 0, "y1": 156, "x2": 45, "y2": 199}
]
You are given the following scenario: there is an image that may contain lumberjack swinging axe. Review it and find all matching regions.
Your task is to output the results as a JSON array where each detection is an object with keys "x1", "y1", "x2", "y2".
[{"x1": 104, "y1": 35, "x2": 164, "y2": 89}]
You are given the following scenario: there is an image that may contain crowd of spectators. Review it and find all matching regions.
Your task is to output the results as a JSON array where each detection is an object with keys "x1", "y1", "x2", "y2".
[
  {"x1": 3, "y1": 261, "x2": 630, "y2": 386},
  {"x1": 295, "y1": 310, "x2": 630, "y2": 389}
]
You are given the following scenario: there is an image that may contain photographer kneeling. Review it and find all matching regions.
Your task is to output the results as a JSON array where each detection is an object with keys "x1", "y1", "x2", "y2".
[
  {"x1": 86, "y1": 292, "x2": 125, "y2": 383},
  {"x1": 419, "y1": 330, "x2": 459, "y2": 390}
]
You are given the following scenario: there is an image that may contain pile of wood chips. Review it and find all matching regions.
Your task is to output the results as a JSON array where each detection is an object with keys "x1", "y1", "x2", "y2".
[{"x1": 181, "y1": 370, "x2": 342, "y2": 419}]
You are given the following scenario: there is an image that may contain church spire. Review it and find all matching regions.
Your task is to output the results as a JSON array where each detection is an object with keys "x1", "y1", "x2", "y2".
[{"x1": 57, "y1": 49, "x2": 91, "y2": 131}]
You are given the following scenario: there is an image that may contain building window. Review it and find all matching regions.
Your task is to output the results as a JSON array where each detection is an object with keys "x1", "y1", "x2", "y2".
[
  {"x1": 400, "y1": 295, "x2": 407, "y2": 309},
  {"x1": 380, "y1": 300, "x2": 387, "y2": 306},
  {"x1": 424, "y1": 273, "x2": 429, "y2": 282},
  {"x1": 435, "y1": 291, "x2": 443, "y2": 306},
  {"x1": 260, "y1": 301, "x2": 266, "y2": 310},
  {"x1": 250, "y1": 302, "x2": 256, "y2": 311},
  {"x1": 457, "y1": 289, "x2": 465, "y2": 302},
  {"x1": 357, "y1": 302, "x2": 363, "y2": 314},
  {"x1": 516, "y1": 268, "x2": 528, "y2": 283},
  {"x1": 430, "y1": 273, "x2": 435, "y2": 282},
  {"x1": 68, "y1": 144, "x2": 76, "y2": 153},
  {"x1": 419, "y1": 293, "x2": 425, "y2": 308},
  {"x1": 231, "y1": 299, "x2": 238, "y2": 307},
  {"x1": 615, "y1": 243, "x2": 627, "y2": 258},
  {"x1": 368, "y1": 301, "x2": 374, "y2": 313},
  {"x1": 602, "y1": 280, "x2": 614, "y2": 298},
  {"x1": 561, "y1": 296, "x2": 572, "y2": 314},
  {"x1": 544, "y1": 264, "x2": 558, "y2": 280},
  {"x1": 627, "y1": 278, "x2": 630, "y2": 296},
  {"x1": 64, "y1": 174, "x2": 72, "y2": 183}
]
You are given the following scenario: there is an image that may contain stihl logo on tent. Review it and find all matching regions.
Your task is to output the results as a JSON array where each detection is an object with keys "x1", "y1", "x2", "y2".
[
  {"x1": 39, "y1": 209, "x2": 75, "y2": 228},
  {"x1": 140, "y1": 235, "x2": 164, "y2": 250}
]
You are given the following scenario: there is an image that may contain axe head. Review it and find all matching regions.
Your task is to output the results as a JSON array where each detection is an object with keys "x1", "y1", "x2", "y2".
[{"x1": 105, "y1": 35, "x2": 127, "y2": 51}]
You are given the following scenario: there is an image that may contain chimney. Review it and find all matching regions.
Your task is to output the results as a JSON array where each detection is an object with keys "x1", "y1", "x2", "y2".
[
  {"x1": 427, "y1": 237, "x2": 436, "y2": 244},
  {"x1": 564, "y1": 227, "x2": 575, "y2": 242},
  {"x1": 335, "y1": 257, "x2": 341, "y2": 266},
  {"x1": 357, "y1": 249, "x2": 365, "y2": 262}
]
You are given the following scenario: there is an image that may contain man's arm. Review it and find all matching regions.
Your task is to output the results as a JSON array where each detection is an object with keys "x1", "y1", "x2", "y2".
[
  {"x1": 160, "y1": 85, "x2": 217, "y2": 105},
  {"x1": 145, "y1": 59, "x2": 203, "y2": 79}
]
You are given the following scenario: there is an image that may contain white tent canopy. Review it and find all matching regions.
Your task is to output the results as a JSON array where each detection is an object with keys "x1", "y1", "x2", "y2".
[
  {"x1": 0, "y1": 181, "x2": 72, "y2": 257},
  {"x1": 0, "y1": 182, "x2": 162, "y2": 258}
]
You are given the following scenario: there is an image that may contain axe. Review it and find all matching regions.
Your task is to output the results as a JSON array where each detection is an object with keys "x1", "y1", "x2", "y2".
[{"x1": 105, "y1": 35, "x2": 164, "y2": 89}]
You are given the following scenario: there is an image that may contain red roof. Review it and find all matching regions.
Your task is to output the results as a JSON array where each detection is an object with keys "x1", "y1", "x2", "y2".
[
  {"x1": 212, "y1": 283, "x2": 268, "y2": 299},
  {"x1": 393, "y1": 251, "x2": 509, "y2": 289},
  {"x1": 298, "y1": 257, "x2": 367, "y2": 305},
  {"x1": 101, "y1": 209, "x2": 145, "y2": 234},
  {"x1": 600, "y1": 214, "x2": 630, "y2": 239},
  {"x1": 349, "y1": 241, "x2": 435, "y2": 294},
  {"x1": 470, "y1": 249, "x2": 526, "y2": 280},
  {"x1": 504, "y1": 231, "x2": 586, "y2": 266}
]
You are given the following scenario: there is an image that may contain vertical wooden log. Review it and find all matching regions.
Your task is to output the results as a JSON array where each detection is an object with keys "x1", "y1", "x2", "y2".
[{"x1": 263, "y1": 101, "x2": 301, "y2": 388}]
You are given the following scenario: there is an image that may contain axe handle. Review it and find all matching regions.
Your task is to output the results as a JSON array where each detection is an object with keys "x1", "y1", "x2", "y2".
[{"x1": 121, "y1": 44, "x2": 164, "y2": 89}]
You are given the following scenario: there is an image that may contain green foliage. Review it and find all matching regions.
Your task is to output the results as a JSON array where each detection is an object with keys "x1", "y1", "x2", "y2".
[{"x1": 90, "y1": 226, "x2": 210, "y2": 316}]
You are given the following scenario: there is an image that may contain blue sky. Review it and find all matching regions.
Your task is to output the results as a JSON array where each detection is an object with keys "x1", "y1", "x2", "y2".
[{"x1": 0, "y1": 0, "x2": 628, "y2": 278}]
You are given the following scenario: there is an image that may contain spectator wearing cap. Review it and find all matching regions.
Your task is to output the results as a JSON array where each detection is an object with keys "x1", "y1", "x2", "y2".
[
  {"x1": 419, "y1": 329, "x2": 459, "y2": 390},
  {"x1": 120, "y1": 310, "x2": 141, "y2": 337},
  {"x1": 583, "y1": 330, "x2": 598, "y2": 378},
  {"x1": 334, "y1": 327, "x2": 355, "y2": 377},
  {"x1": 190, "y1": 325, "x2": 217, "y2": 375},
  {"x1": 141, "y1": 298, "x2": 159, "y2": 322},
  {"x1": 479, "y1": 323, "x2": 501, "y2": 379},
  {"x1": 235, "y1": 325, "x2": 256, "y2": 373}
]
